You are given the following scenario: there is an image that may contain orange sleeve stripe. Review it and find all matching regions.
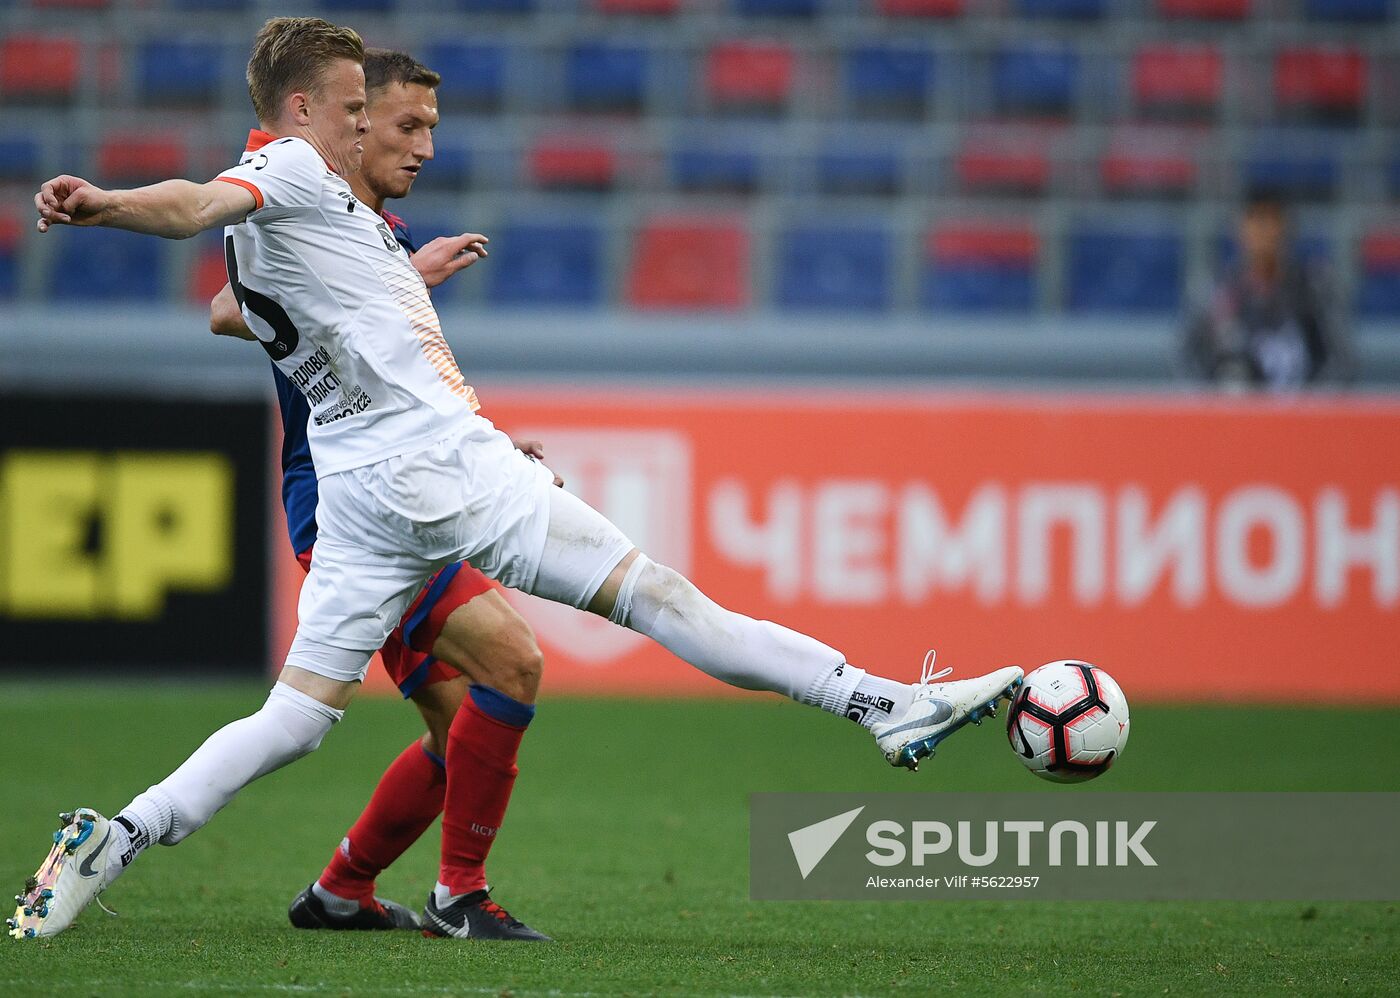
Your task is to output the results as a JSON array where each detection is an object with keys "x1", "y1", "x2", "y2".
[{"x1": 215, "y1": 176, "x2": 264, "y2": 211}]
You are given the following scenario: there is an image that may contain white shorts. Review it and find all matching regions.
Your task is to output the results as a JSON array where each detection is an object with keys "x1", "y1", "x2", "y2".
[{"x1": 287, "y1": 415, "x2": 634, "y2": 683}]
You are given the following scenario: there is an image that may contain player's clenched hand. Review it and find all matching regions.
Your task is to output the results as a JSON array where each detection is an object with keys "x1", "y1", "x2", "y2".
[
  {"x1": 35, "y1": 175, "x2": 110, "y2": 232},
  {"x1": 513, "y1": 438, "x2": 565, "y2": 488},
  {"x1": 410, "y1": 232, "x2": 489, "y2": 289}
]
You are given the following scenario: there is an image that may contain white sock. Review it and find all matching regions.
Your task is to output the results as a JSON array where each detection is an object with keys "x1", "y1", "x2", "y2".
[
  {"x1": 312, "y1": 881, "x2": 362, "y2": 916},
  {"x1": 116, "y1": 683, "x2": 343, "y2": 850},
  {"x1": 620, "y1": 557, "x2": 908, "y2": 726},
  {"x1": 435, "y1": 881, "x2": 479, "y2": 905}
]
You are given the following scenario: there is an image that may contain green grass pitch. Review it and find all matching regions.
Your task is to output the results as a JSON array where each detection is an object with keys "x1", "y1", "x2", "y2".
[{"x1": 1, "y1": 683, "x2": 1396, "y2": 996}]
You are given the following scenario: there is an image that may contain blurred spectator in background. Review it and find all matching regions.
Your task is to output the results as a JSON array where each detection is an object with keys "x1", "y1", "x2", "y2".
[{"x1": 1182, "y1": 192, "x2": 1352, "y2": 391}]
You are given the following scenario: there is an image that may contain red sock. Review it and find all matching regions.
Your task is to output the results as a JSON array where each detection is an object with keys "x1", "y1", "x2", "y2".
[
  {"x1": 440, "y1": 693, "x2": 528, "y2": 895},
  {"x1": 318, "y1": 740, "x2": 447, "y2": 903}
]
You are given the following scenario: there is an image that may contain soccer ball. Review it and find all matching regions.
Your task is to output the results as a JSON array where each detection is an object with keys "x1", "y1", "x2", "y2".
[{"x1": 1005, "y1": 661, "x2": 1129, "y2": 783}]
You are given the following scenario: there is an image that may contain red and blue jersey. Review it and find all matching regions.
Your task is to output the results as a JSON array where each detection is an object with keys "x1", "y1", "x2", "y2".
[{"x1": 273, "y1": 211, "x2": 417, "y2": 556}]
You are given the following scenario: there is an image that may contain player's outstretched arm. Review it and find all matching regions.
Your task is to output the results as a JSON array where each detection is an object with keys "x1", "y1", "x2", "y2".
[
  {"x1": 35, "y1": 175, "x2": 255, "y2": 240},
  {"x1": 410, "y1": 232, "x2": 489, "y2": 289},
  {"x1": 210, "y1": 283, "x2": 257, "y2": 342}
]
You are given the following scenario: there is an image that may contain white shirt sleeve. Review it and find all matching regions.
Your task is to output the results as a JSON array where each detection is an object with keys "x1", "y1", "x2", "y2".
[{"x1": 215, "y1": 137, "x2": 324, "y2": 221}]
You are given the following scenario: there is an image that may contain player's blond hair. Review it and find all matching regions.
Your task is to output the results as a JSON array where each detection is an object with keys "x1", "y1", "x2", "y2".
[{"x1": 246, "y1": 17, "x2": 365, "y2": 125}]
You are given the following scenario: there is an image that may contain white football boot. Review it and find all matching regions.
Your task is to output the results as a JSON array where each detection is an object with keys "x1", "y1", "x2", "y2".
[
  {"x1": 872, "y1": 652, "x2": 1024, "y2": 771},
  {"x1": 8, "y1": 808, "x2": 119, "y2": 940}
]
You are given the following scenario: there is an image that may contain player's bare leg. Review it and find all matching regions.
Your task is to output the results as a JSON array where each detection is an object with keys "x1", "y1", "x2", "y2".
[{"x1": 579, "y1": 530, "x2": 1022, "y2": 771}]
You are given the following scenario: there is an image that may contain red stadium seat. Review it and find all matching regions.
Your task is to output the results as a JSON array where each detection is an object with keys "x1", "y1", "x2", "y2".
[
  {"x1": 1132, "y1": 44, "x2": 1222, "y2": 117},
  {"x1": 96, "y1": 135, "x2": 188, "y2": 183},
  {"x1": 596, "y1": 0, "x2": 679, "y2": 12},
  {"x1": 955, "y1": 129, "x2": 1053, "y2": 194},
  {"x1": 874, "y1": 0, "x2": 963, "y2": 14},
  {"x1": 527, "y1": 136, "x2": 617, "y2": 190},
  {"x1": 0, "y1": 34, "x2": 81, "y2": 99},
  {"x1": 928, "y1": 222, "x2": 1038, "y2": 264},
  {"x1": 1156, "y1": 0, "x2": 1249, "y2": 18},
  {"x1": 1100, "y1": 128, "x2": 1199, "y2": 196},
  {"x1": 705, "y1": 41, "x2": 795, "y2": 110},
  {"x1": 1275, "y1": 47, "x2": 1367, "y2": 115},
  {"x1": 626, "y1": 215, "x2": 749, "y2": 310},
  {"x1": 1361, "y1": 231, "x2": 1400, "y2": 269},
  {"x1": 188, "y1": 240, "x2": 229, "y2": 305}
]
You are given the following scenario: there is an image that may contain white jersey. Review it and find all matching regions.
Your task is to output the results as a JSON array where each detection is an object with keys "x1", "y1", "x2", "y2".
[{"x1": 216, "y1": 130, "x2": 479, "y2": 477}]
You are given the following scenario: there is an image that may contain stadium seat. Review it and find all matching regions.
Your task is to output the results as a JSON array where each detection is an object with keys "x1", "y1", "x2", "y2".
[
  {"x1": 736, "y1": 0, "x2": 819, "y2": 16},
  {"x1": 671, "y1": 143, "x2": 761, "y2": 193},
  {"x1": 846, "y1": 45, "x2": 934, "y2": 118},
  {"x1": 187, "y1": 234, "x2": 229, "y2": 305},
  {"x1": 527, "y1": 136, "x2": 617, "y2": 190},
  {"x1": 626, "y1": 215, "x2": 748, "y2": 309},
  {"x1": 487, "y1": 222, "x2": 602, "y2": 306},
  {"x1": 138, "y1": 41, "x2": 225, "y2": 105},
  {"x1": 1244, "y1": 140, "x2": 1339, "y2": 200},
  {"x1": 1275, "y1": 47, "x2": 1367, "y2": 122},
  {"x1": 0, "y1": 34, "x2": 81, "y2": 101},
  {"x1": 1067, "y1": 225, "x2": 1182, "y2": 312},
  {"x1": 596, "y1": 0, "x2": 679, "y2": 14},
  {"x1": 777, "y1": 224, "x2": 891, "y2": 311},
  {"x1": 50, "y1": 227, "x2": 163, "y2": 300},
  {"x1": 873, "y1": 0, "x2": 963, "y2": 16},
  {"x1": 1389, "y1": 153, "x2": 1400, "y2": 198},
  {"x1": 424, "y1": 43, "x2": 506, "y2": 111},
  {"x1": 96, "y1": 135, "x2": 188, "y2": 185},
  {"x1": 922, "y1": 222, "x2": 1038, "y2": 311},
  {"x1": 567, "y1": 43, "x2": 648, "y2": 113},
  {"x1": 1304, "y1": 0, "x2": 1390, "y2": 17},
  {"x1": 0, "y1": 137, "x2": 40, "y2": 181},
  {"x1": 1100, "y1": 128, "x2": 1198, "y2": 197},
  {"x1": 1017, "y1": 0, "x2": 1105, "y2": 17},
  {"x1": 993, "y1": 45, "x2": 1079, "y2": 117},
  {"x1": 816, "y1": 145, "x2": 902, "y2": 195},
  {"x1": 0, "y1": 214, "x2": 20, "y2": 299},
  {"x1": 169, "y1": 0, "x2": 254, "y2": 9},
  {"x1": 1157, "y1": 0, "x2": 1249, "y2": 18},
  {"x1": 955, "y1": 129, "x2": 1053, "y2": 195},
  {"x1": 409, "y1": 144, "x2": 471, "y2": 191},
  {"x1": 318, "y1": 0, "x2": 395, "y2": 8},
  {"x1": 1357, "y1": 231, "x2": 1400, "y2": 316},
  {"x1": 32, "y1": 0, "x2": 108, "y2": 8},
  {"x1": 459, "y1": 0, "x2": 535, "y2": 13},
  {"x1": 1132, "y1": 44, "x2": 1223, "y2": 119},
  {"x1": 705, "y1": 41, "x2": 795, "y2": 112}
]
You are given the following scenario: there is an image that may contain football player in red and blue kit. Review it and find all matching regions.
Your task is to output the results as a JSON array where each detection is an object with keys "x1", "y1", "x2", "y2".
[{"x1": 210, "y1": 48, "x2": 553, "y2": 941}]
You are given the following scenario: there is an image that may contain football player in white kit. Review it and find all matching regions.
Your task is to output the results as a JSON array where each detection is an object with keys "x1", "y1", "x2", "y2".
[{"x1": 19, "y1": 16, "x2": 1022, "y2": 941}]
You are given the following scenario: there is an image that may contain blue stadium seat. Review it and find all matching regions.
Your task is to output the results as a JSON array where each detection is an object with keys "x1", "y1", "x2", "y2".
[
  {"x1": 487, "y1": 223, "x2": 602, "y2": 306},
  {"x1": 777, "y1": 224, "x2": 891, "y2": 311},
  {"x1": 318, "y1": 0, "x2": 396, "y2": 10},
  {"x1": 1304, "y1": 0, "x2": 1390, "y2": 18},
  {"x1": 846, "y1": 46, "x2": 934, "y2": 115},
  {"x1": 460, "y1": 0, "x2": 534, "y2": 13},
  {"x1": 994, "y1": 45, "x2": 1079, "y2": 116},
  {"x1": 672, "y1": 144, "x2": 760, "y2": 193},
  {"x1": 0, "y1": 137, "x2": 39, "y2": 181},
  {"x1": 1390, "y1": 154, "x2": 1400, "y2": 198},
  {"x1": 816, "y1": 148, "x2": 901, "y2": 195},
  {"x1": 138, "y1": 41, "x2": 224, "y2": 104},
  {"x1": 736, "y1": 0, "x2": 819, "y2": 15},
  {"x1": 923, "y1": 266, "x2": 1035, "y2": 310},
  {"x1": 1244, "y1": 147, "x2": 1339, "y2": 200},
  {"x1": 412, "y1": 144, "x2": 472, "y2": 190},
  {"x1": 567, "y1": 43, "x2": 648, "y2": 111},
  {"x1": 50, "y1": 228, "x2": 162, "y2": 300},
  {"x1": 1358, "y1": 273, "x2": 1400, "y2": 315},
  {"x1": 424, "y1": 43, "x2": 507, "y2": 109},
  {"x1": 169, "y1": 0, "x2": 252, "y2": 9},
  {"x1": 1017, "y1": 0, "x2": 1106, "y2": 16},
  {"x1": 1067, "y1": 227, "x2": 1182, "y2": 313}
]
